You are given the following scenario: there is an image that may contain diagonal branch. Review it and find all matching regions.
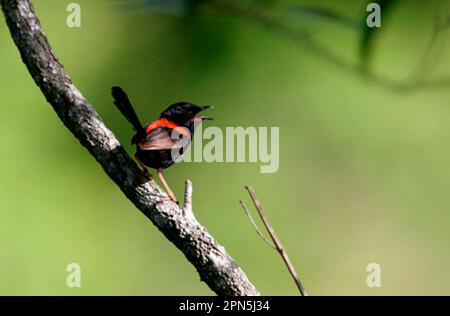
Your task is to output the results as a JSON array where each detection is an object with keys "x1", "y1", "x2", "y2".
[
  {"x1": 1, "y1": 0, "x2": 259, "y2": 296},
  {"x1": 242, "y1": 186, "x2": 307, "y2": 296}
]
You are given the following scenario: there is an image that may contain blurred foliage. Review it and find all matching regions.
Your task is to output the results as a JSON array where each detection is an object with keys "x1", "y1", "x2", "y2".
[
  {"x1": 121, "y1": 0, "x2": 204, "y2": 16},
  {"x1": 0, "y1": 0, "x2": 449, "y2": 295},
  {"x1": 359, "y1": 0, "x2": 401, "y2": 66},
  {"x1": 287, "y1": 5, "x2": 359, "y2": 29}
]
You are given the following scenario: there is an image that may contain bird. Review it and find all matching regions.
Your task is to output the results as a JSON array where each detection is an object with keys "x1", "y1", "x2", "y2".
[{"x1": 111, "y1": 86, "x2": 212, "y2": 203}]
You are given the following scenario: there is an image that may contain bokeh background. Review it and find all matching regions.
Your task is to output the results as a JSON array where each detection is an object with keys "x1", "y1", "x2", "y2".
[{"x1": 1, "y1": 0, "x2": 449, "y2": 295}]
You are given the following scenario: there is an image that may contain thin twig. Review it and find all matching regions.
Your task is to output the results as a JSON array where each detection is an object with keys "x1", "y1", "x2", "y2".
[
  {"x1": 240, "y1": 200, "x2": 276, "y2": 249},
  {"x1": 243, "y1": 186, "x2": 308, "y2": 296}
]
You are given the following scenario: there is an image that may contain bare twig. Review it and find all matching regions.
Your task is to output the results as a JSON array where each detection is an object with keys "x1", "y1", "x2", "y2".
[
  {"x1": 183, "y1": 180, "x2": 194, "y2": 218},
  {"x1": 242, "y1": 186, "x2": 307, "y2": 296},
  {"x1": 1, "y1": 0, "x2": 259, "y2": 296},
  {"x1": 240, "y1": 200, "x2": 276, "y2": 249},
  {"x1": 239, "y1": 201, "x2": 277, "y2": 250}
]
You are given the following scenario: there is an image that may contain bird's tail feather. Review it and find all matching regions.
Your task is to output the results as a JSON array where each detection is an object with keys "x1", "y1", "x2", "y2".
[{"x1": 112, "y1": 86, "x2": 145, "y2": 135}]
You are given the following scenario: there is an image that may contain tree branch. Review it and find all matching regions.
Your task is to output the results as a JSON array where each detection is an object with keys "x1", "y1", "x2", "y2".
[
  {"x1": 242, "y1": 186, "x2": 307, "y2": 296},
  {"x1": 1, "y1": 0, "x2": 259, "y2": 296}
]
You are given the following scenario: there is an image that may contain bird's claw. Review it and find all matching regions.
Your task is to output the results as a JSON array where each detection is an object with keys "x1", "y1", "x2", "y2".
[{"x1": 169, "y1": 194, "x2": 179, "y2": 204}]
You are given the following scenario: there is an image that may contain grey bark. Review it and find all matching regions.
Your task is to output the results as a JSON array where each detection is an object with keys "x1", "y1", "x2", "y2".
[{"x1": 1, "y1": 0, "x2": 259, "y2": 296}]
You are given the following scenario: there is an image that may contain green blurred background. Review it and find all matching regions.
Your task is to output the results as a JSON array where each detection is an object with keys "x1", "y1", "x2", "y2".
[{"x1": 1, "y1": 0, "x2": 449, "y2": 295}]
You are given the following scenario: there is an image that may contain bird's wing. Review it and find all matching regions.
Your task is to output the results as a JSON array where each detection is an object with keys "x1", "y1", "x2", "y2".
[{"x1": 138, "y1": 126, "x2": 190, "y2": 151}]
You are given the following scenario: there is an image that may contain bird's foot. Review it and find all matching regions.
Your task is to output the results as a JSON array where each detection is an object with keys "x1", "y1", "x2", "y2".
[
  {"x1": 168, "y1": 191, "x2": 179, "y2": 204},
  {"x1": 157, "y1": 168, "x2": 178, "y2": 204}
]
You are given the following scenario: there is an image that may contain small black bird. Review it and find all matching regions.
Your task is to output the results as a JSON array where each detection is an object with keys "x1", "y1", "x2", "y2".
[{"x1": 112, "y1": 86, "x2": 212, "y2": 202}]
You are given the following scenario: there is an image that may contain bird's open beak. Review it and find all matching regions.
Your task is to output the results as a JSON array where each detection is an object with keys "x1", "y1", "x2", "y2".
[
  {"x1": 196, "y1": 105, "x2": 214, "y2": 120},
  {"x1": 195, "y1": 115, "x2": 214, "y2": 120}
]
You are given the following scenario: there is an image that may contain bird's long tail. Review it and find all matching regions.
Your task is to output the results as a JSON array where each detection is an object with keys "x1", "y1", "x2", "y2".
[{"x1": 112, "y1": 86, "x2": 145, "y2": 136}]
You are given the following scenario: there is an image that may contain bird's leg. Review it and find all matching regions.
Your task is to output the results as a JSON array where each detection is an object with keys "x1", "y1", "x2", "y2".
[
  {"x1": 135, "y1": 154, "x2": 152, "y2": 179},
  {"x1": 157, "y1": 168, "x2": 178, "y2": 203}
]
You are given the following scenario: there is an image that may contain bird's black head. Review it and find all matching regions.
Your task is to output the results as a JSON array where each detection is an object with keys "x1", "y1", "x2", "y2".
[{"x1": 160, "y1": 102, "x2": 213, "y2": 127}]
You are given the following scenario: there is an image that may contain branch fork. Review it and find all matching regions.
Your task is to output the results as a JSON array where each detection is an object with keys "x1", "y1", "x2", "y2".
[{"x1": 241, "y1": 186, "x2": 308, "y2": 296}]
